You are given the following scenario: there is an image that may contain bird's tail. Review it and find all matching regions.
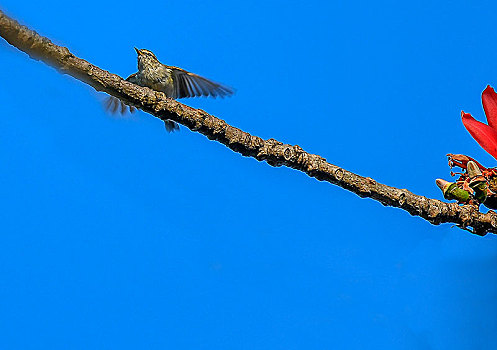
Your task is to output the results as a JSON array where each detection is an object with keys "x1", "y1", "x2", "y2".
[{"x1": 164, "y1": 120, "x2": 180, "y2": 133}]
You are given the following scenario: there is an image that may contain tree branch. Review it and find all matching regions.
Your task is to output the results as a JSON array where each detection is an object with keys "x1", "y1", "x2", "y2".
[{"x1": 1, "y1": 9, "x2": 495, "y2": 236}]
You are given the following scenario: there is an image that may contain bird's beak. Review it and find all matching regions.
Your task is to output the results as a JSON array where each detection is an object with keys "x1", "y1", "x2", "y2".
[{"x1": 134, "y1": 47, "x2": 142, "y2": 55}]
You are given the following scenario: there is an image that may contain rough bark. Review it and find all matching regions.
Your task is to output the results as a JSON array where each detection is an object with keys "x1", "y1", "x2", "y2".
[{"x1": 1, "y1": 9, "x2": 495, "y2": 236}]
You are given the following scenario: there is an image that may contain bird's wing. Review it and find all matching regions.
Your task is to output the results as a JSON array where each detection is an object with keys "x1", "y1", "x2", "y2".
[
  {"x1": 103, "y1": 73, "x2": 139, "y2": 114},
  {"x1": 170, "y1": 66, "x2": 234, "y2": 99},
  {"x1": 104, "y1": 96, "x2": 136, "y2": 114},
  {"x1": 126, "y1": 73, "x2": 139, "y2": 83}
]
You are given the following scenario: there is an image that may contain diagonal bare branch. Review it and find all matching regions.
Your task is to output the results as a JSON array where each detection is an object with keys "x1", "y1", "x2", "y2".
[{"x1": 1, "y1": 9, "x2": 496, "y2": 236}]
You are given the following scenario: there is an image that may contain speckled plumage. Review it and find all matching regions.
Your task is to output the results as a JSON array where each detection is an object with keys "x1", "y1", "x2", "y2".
[{"x1": 105, "y1": 48, "x2": 234, "y2": 132}]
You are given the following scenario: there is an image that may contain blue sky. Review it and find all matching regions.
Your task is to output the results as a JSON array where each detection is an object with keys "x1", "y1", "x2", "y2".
[{"x1": 1, "y1": 0, "x2": 496, "y2": 349}]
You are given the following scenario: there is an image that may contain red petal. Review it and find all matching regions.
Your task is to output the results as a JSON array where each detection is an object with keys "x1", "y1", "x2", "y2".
[
  {"x1": 482, "y1": 85, "x2": 497, "y2": 131},
  {"x1": 462, "y1": 111, "x2": 497, "y2": 160}
]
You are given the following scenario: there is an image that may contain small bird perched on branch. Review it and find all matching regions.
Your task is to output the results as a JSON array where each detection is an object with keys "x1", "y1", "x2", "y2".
[{"x1": 105, "y1": 48, "x2": 234, "y2": 132}]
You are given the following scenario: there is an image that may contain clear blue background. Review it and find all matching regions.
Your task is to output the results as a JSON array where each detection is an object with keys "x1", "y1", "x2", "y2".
[{"x1": 1, "y1": 1, "x2": 496, "y2": 349}]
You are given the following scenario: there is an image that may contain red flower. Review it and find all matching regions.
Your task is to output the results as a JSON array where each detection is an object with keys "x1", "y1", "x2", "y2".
[{"x1": 462, "y1": 85, "x2": 497, "y2": 160}]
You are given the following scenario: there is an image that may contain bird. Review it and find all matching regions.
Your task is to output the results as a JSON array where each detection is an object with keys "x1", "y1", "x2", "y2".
[{"x1": 105, "y1": 48, "x2": 234, "y2": 132}]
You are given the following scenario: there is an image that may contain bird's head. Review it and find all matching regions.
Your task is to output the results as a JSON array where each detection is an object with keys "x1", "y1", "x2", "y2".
[{"x1": 134, "y1": 48, "x2": 160, "y2": 70}]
